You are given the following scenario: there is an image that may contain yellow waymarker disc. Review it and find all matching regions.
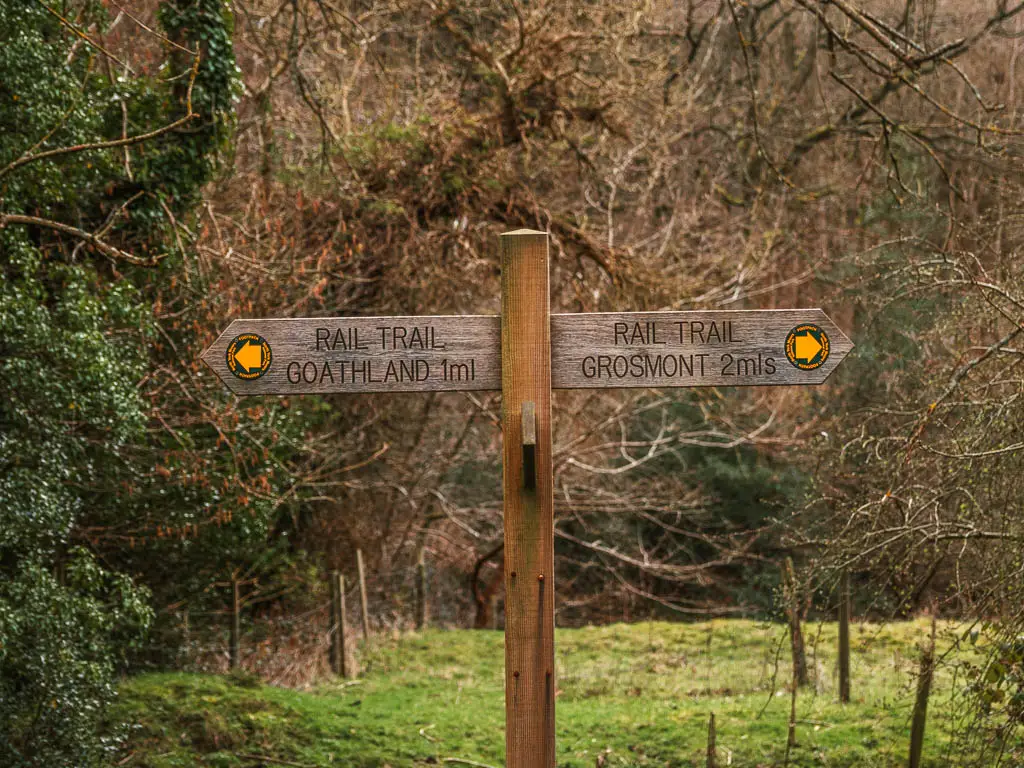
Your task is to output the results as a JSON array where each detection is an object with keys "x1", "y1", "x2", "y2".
[
  {"x1": 225, "y1": 333, "x2": 272, "y2": 380},
  {"x1": 785, "y1": 324, "x2": 830, "y2": 370}
]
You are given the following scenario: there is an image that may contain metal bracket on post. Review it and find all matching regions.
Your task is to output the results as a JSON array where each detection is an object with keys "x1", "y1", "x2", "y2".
[{"x1": 522, "y1": 401, "x2": 536, "y2": 491}]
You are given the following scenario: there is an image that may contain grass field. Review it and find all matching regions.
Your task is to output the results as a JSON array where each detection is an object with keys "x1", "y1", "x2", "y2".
[{"x1": 108, "y1": 619, "x2": 964, "y2": 767}]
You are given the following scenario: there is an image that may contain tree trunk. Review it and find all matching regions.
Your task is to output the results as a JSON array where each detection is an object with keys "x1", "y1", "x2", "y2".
[
  {"x1": 784, "y1": 558, "x2": 809, "y2": 687},
  {"x1": 838, "y1": 569, "x2": 851, "y2": 703},
  {"x1": 471, "y1": 542, "x2": 504, "y2": 629}
]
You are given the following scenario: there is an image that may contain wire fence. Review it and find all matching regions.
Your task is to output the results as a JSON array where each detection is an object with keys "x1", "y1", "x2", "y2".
[{"x1": 143, "y1": 554, "x2": 480, "y2": 687}]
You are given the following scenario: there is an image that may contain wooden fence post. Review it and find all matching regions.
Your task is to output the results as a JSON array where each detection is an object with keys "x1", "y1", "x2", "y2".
[
  {"x1": 330, "y1": 570, "x2": 342, "y2": 675},
  {"x1": 784, "y1": 557, "x2": 808, "y2": 687},
  {"x1": 787, "y1": 657, "x2": 799, "y2": 756},
  {"x1": 229, "y1": 578, "x2": 240, "y2": 670},
  {"x1": 357, "y1": 548, "x2": 370, "y2": 640},
  {"x1": 908, "y1": 620, "x2": 936, "y2": 768},
  {"x1": 501, "y1": 230, "x2": 555, "y2": 768},
  {"x1": 838, "y1": 569, "x2": 851, "y2": 703},
  {"x1": 182, "y1": 606, "x2": 190, "y2": 656},
  {"x1": 338, "y1": 572, "x2": 350, "y2": 678},
  {"x1": 706, "y1": 712, "x2": 717, "y2": 768},
  {"x1": 416, "y1": 548, "x2": 428, "y2": 630}
]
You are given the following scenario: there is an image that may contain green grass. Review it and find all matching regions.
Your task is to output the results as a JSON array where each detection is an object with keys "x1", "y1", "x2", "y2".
[{"x1": 109, "y1": 619, "x2": 965, "y2": 767}]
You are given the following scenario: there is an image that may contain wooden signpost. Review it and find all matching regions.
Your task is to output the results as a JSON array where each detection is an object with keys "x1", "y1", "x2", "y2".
[
  {"x1": 202, "y1": 310, "x2": 850, "y2": 395},
  {"x1": 201, "y1": 229, "x2": 853, "y2": 768}
]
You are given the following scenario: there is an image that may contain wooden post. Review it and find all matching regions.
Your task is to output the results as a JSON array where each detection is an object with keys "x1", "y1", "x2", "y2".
[
  {"x1": 229, "y1": 578, "x2": 240, "y2": 670},
  {"x1": 838, "y1": 569, "x2": 851, "y2": 703},
  {"x1": 501, "y1": 229, "x2": 555, "y2": 768},
  {"x1": 416, "y1": 548, "x2": 428, "y2": 630},
  {"x1": 357, "y1": 548, "x2": 370, "y2": 640},
  {"x1": 784, "y1": 638, "x2": 799, "y2": 766},
  {"x1": 908, "y1": 621, "x2": 936, "y2": 768},
  {"x1": 706, "y1": 713, "x2": 717, "y2": 768},
  {"x1": 182, "y1": 607, "x2": 190, "y2": 656},
  {"x1": 784, "y1": 558, "x2": 808, "y2": 687},
  {"x1": 329, "y1": 570, "x2": 342, "y2": 675},
  {"x1": 787, "y1": 668, "x2": 798, "y2": 750},
  {"x1": 338, "y1": 572, "x2": 350, "y2": 678}
]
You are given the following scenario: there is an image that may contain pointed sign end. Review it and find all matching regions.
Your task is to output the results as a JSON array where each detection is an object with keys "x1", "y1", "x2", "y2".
[
  {"x1": 198, "y1": 348, "x2": 224, "y2": 386},
  {"x1": 199, "y1": 341, "x2": 221, "y2": 367}
]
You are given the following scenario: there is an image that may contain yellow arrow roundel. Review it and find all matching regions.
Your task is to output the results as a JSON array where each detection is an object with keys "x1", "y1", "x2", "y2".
[
  {"x1": 226, "y1": 333, "x2": 272, "y2": 380},
  {"x1": 785, "y1": 324, "x2": 830, "y2": 371}
]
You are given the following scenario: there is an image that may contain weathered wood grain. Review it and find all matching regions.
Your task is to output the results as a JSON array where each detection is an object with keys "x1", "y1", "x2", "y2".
[
  {"x1": 200, "y1": 310, "x2": 853, "y2": 394},
  {"x1": 500, "y1": 230, "x2": 556, "y2": 768}
]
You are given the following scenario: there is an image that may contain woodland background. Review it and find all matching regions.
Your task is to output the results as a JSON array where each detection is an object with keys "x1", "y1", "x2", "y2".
[{"x1": 1, "y1": 0, "x2": 1023, "y2": 766}]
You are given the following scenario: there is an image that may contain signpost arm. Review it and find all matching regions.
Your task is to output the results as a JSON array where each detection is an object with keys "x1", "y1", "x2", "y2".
[{"x1": 500, "y1": 230, "x2": 556, "y2": 768}]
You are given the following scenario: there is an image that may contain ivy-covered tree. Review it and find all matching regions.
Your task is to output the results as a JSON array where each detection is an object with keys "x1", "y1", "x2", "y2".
[{"x1": 0, "y1": 2, "x2": 244, "y2": 764}]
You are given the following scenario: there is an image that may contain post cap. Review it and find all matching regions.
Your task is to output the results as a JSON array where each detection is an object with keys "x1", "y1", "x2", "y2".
[{"x1": 501, "y1": 228, "x2": 547, "y2": 236}]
